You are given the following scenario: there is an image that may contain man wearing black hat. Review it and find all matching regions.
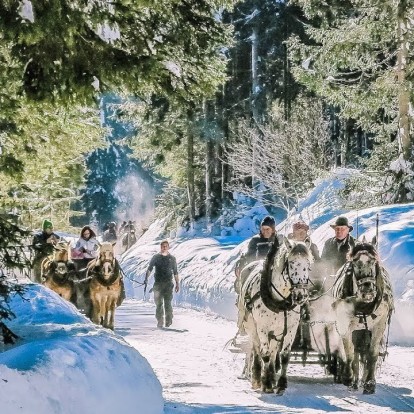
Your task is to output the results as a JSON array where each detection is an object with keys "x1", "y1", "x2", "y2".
[{"x1": 321, "y1": 216, "x2": 356, "y2": 274}]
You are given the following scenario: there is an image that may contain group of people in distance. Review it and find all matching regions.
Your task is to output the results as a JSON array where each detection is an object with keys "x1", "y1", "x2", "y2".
[{"x1": 30, "y1": 219, "x2": 180, "y2": 329}]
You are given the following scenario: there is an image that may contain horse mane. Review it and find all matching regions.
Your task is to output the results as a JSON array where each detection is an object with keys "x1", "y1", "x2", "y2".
[{"x1": 350, "y1": 242, "x2": 377, "y2": 259}]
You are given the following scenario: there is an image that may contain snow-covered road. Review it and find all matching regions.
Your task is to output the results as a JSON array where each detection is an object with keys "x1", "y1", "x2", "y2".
[{"x1": 115, "y1": 300, "x2": 414, "y2": 413}]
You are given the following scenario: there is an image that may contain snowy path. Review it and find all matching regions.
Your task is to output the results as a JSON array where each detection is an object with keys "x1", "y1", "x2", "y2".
[{"x1": 115, "y1": 300, "x2": 414, "y2": 413}]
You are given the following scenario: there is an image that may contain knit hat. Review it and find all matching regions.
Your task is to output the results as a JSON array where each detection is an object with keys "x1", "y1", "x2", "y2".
[
  {"x1": 261, "y1": 215, "x2": 276, "y2": 229},
  {"x1": 330, "y1": 216, "x2": 353, "y2": 231},
  {"x1": 42, "y1": 219, "x2": 53, "y2": 231},
  {"x1": 293, "y1": 221, "x2": 309, "y2": 232}
]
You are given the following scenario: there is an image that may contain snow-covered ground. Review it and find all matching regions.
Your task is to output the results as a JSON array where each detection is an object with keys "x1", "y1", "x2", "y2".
[
  {"x1": 116, "y1": 300, "x2": 414, "y2": 413},
  {"x1": 1, "y1": 171, "x2": 414, "y2": 413}
]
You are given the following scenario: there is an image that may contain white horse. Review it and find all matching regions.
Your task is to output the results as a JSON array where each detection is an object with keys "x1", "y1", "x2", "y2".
[
  {"x1": 332, "y1": 243, "x2": 394, "y2": 394},
  {"x1": 240, "y1": 238, "x2": 314, "y2": 394}
]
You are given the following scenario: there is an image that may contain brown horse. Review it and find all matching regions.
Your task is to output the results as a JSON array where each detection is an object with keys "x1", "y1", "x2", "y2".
[
  {"x1": 87, "y1": 242, "x2": 125, "y2": 330},
  {"x1": 42, "y1": 241, "x2": 77, "y2": 304}
]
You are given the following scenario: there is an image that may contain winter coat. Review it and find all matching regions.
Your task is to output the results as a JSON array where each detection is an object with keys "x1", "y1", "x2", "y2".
[
  {"x1": 73, "y1": 237, "x2": 99, "y2": 259},
  {"x1": 287, "y1": 234, "x2": 320, "y2": 261},
  {"x1": 321, "y1": 235, "x2": 356, "y2": 274},
  {"x1": 32, "y1": 231, "x2": 61, "y2": 258},
  {"x1": 236, "y1": 233, "x2": 276, "y2": 274},
  {"x1": 102, "y1": 229, "x2": 117, "y2": 243}
]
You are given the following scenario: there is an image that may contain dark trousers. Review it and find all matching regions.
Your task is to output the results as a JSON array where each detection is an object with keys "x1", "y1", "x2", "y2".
[{"x1": 153, "y1": 283, "x2": 173, "y2": 325}]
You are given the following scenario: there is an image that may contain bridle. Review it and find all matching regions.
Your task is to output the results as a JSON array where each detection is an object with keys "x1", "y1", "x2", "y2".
[
  {"x1": 273, "y1": 246, "x2": 312, "y2": 307},
  {"x1": 351, "y1": 250, "x2": 378, "y2": 303}
]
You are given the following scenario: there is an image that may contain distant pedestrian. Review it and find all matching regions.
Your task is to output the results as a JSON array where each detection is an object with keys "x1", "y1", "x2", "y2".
[{"x1": 145, "y1": 240, "x2": 180, "y2": 328}]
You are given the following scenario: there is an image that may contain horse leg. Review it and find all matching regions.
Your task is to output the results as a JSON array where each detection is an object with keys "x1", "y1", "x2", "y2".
[
  {"x1": 260, "y1": 353, "x2": 275, "y2": 393},
  {"x1": 275, "y1": 351, "x2": 290, "y2": 395},
  {"x1": 107, "y1": 299, "x2": 116, "y2": 330},
  {"x1": 251, "y1": 348, "x2": 262, "y2": 390},
  {"x1": 352, "y1": 351, "x2": 360, "y2": 390},
  {"x1": 91, "y1": 297, "x2": 103, "y2": 326},
  {"x1": 256, "y1": 330, "x2": 275, "y2": 393},
  {"x1": 362, "y1": 351, "x2": 377, "y2": 394},
  {"x1": 341, "y1": 335, "x2": 355, "y2": 387}
]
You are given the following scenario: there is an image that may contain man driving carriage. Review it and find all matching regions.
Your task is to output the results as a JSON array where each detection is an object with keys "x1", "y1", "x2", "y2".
[
  {"x1": 321, "y1": 216, "x2": 356, "y2": 276},
  {"x1": 31, "y1": 219, "x2": 60, "y2": 283}
]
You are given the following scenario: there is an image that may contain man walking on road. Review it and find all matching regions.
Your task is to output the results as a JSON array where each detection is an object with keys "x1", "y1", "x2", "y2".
[{"x1": 145, "y1": 240, "x2": 180, "y2": 328}]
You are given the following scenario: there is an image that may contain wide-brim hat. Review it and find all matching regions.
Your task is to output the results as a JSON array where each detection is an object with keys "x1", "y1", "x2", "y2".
[{"x1": 330, "y1": 216, "x2": 353, "y2": 231}]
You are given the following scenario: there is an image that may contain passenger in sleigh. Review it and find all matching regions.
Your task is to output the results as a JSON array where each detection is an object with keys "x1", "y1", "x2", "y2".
[
  {"x1": 288, "y1": 221, "x2": 320, "y2": 260},
  {"x1": 71, "y1": 226, "x2": 99, "y2": 276},
  {"x1": 234, "y1": 215, "x2": 277, "y2": 294},
  {"x1": 321, "y1": 216, "x2": 356, "y2": 278}
]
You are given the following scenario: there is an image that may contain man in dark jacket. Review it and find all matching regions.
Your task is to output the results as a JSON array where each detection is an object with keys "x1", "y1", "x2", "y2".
[
  {"x1": 234, "y1": 215, "x2": 277, "y2": 289},
  {"x1": 321, "y1": 216, "x2": 356, "y2": 275},
  {"x1": 145, "y1": 240, "x2": 180, "y2": 328},
  {"x1": 31, "y1": 219, "x2": 60, "y2": 283}
]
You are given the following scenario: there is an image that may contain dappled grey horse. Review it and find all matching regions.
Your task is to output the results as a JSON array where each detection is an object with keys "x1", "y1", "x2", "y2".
[{"x1": 332, "y1": 243, "x2": 394, "y2": 394}]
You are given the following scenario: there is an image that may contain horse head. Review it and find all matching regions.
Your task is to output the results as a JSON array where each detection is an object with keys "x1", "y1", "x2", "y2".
[
  {"x1": 42, "y1": 241, "x2": 72, "y2": 282},
  {"x1": 97, "y1": 242, "x2": 116, "y2": 280},
  {"x1": 53, "y1": 241, "x2": 71, "y2": 262},
  {"x1": 269, "y1": 238, "x2": 314, "y2": 307},
  {"x1": 349, "y1": 243, "x2": 380, "y2": 304}
]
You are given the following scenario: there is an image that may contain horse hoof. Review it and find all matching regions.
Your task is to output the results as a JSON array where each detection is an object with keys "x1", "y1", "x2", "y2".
[
  {"x1": 252, "y1": 380, "x2": 261, "y2": 390},
  {"x1": 363, "y1": 380, "x2": 376, "y2": 394},
  {"x1": 261, "y1": 386, "x2": 273, "y2": 394},
  {"x1": 275, "y1": 387, "x2": 285, "y2": 396}
]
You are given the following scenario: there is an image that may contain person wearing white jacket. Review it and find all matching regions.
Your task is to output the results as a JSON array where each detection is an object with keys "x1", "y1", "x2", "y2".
[{"x1": 72, "y1": 226, "x2": 99, "y2": 274}]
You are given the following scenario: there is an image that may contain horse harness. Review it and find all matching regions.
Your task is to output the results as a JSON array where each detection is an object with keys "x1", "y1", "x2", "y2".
[
  {"x1": 244, "y1": 252, "x2": 309, "y2": 313},
  {"x1": 43, "y1": 258, "x2": 75, "y2": 286}
]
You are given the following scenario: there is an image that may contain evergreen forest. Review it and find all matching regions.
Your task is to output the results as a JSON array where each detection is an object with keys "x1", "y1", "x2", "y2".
[{"x1": 1, "y1": 0, "x2": 414, "y2": 272}]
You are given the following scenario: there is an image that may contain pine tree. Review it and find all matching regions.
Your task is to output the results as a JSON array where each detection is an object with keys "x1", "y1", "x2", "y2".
[{"x1": 289, "y1": 0, "x2": 414, "y2": 202}]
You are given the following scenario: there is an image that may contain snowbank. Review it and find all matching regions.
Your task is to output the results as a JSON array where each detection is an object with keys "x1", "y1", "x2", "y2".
[{"x1": 0, "y1": 283, "x2": 163, "y2": 414}]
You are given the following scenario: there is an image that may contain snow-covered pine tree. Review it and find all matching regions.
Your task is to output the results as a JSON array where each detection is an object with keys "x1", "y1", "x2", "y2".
[{"x1": 289, "y1": 0, "x2": 414, "y2": 203}]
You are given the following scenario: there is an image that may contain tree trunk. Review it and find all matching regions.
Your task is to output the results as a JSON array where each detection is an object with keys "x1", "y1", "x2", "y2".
[
  {"x1": 205, "y1": 138, "x2": 214, "y2": 232},
  {"x1": 396, "y1": 1, "x2": 412, "y2": 160},
  {"x1": 187, "y1": 111, "x2": 196, "y2": 226}
]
